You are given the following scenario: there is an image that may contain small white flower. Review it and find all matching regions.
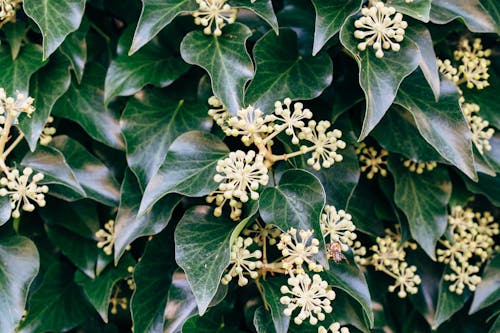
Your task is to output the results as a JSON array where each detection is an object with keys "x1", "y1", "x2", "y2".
[
  {"x1": 226, "y1": 106, "x2": 274, "y2": 146},
  {"x1": 0, "y1": 167, "x2": 48, "y2": 219},
  {"x1": 318, "y1": 322, "x2": 350, "y2": 333},
  {"x1": 320, "y1": 205, "x2": 356, "y2": 252},
  {"x1": 462, "y1": 103, "x2": 495, "y2": 154},
  {"x1": 40, "y1": 116, "x2": 56, "y2": 146},
  {"x1": 270, "y1": 98, "x2": 313, "y2": 144},
  {"x1": 221, "y1": 236, "x2": 263, "y2": 286},
  {"x1": 437, "y1": 59, "x2": 459, "y2": 82},
  {"x1": 193, "y1": 0, "x2": 237, "y2": 36},
  {"x1": 299, "y1": 120, "x2": 345, "y2": 170},
  {"x1": 353, "y1": 1, "x2": 408, "y2": 58},
  {"x1": 280, "y1": 272, "x2": 336, "y2": 325},
  {"x1": 277, "y1": 228, "x2": 323, "y2": 273},
  {"x1": 0, "y1": 88, "x2": 35, "y2": 119}
]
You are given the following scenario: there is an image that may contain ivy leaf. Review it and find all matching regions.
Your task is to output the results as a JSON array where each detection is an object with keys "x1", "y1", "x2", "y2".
[
  {"x1": 430, "y1": 0, "x2": 497, "y2": 34},
  {"x1": 60, "y1": 20, "x2": 89, "y2": 84},
  {"x1": 480, "y1": 0, "x2": 500, "y2": 34},
  {"x1": 462, "y1": 172, "x2": 500, "y2": 207},
  {"x1": 388, "y1": 157, "x2": 451, "y2": 259},
  {"x1": 3, "y1": 21, "x2": 25, "y2": 60},
  {"x1": 245, "y1": 28, "x2": 333, "y2": 113},
  {"x1": 50, "y1": 135, "x2": 121, "y2": 207},
  {"x1": 114, "y1": 170, "x2": 181, "y2": 262},
  {"x1": 52, "y1": 63, "x2": 124, "y2": 150},
  {"x1": 129, "y1": 0, "x2": 198, "y2": 55},
  {"x1": 18, "y1": 53, "x2": 71, "y2": 151},
  {"x1": 0, "y1": 197, "x2": 11, "y2": 227},
  {"x1": 21, "y1": 145, "x2": 86, "y2": 199},
  {"x1": 0, "y1": 44, "x2": 46, "y2": 95},
  {"x1": 253, "y1": 307, "x2": 277, "y2": 333},
  {"x1": 23, "y1": 0, "x2": 86, "y2": 59},
  {"x1": 259, "y1": 169, "x2": 326, "y2": 259},
  {"x1": 180, "y1": 23, "x2": 254, "y2": 115},
  {"x1": 19, "y1": 263, "x2": 94, "y2": 333},
  {"x1": 231, "y1": 0, "x2": 279, "y2": 33},
  {"x1": 390, "y1": 0, "x2": 431, "y2": 22},
  {"x1": 260, "y1": 276, "x2": 290, "y2": 333},
  {"x1": 139, "y1": 131, "x2": 228, "y2": 215},
  {"x1": 340, "y1": 16, "x2": 420, "y2": 140},
  {"x1": 323, "y1": 260, "x2": 374, "y2": 327},
  {"x1": 105, "y1": 30, "x2": 189, "y2": 104},
  {"x1": 469, "y1": 254, "x2": 500, "y2": 314},
  {"x1": 121, "y1": 91, "x2": 210, "y2": 190},
  {"x1": 0, "y1": 235, "x2": 39, "y2": 333},
  {"x1": 174, "y1": 206, "x2": 236, "y2": 315},
  {"x1": 395, "y1": 71, "x2": 477, "y2": 180},
  {"x1": 75, "y1": 255, "x2": 135, "y2": 323},
  {"x1": 310, "y1": 0, "x2": 362, "y2": 55},
  {"x1": 131, "y1": 229, "x2": 176, "y2": 333},
  {"x1": 432, "y1": 268, "x2": 472, "y2": 329}
]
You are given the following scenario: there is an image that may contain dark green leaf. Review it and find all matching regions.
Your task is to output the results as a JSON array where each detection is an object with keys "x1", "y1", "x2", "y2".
[
  {"x1": 114, "y1": 170, "x2": 181, "y2": 262},
  {"x1": 260, "y1": 277, "x2": 290, "y2": 333},
  {"x1": 180, "y1": 23, "x2": 254, "y2": 115},
  {"x1": 340, "y1": 16, "x2": 420, "y2": 140},
  {"x1": 50, "y1": 135, "x2": 121, "y2": 206},
  {"x1": 19, "y1": 263, "x2": 94, "y2": 333},
  {"x1": 3, "y1": 21, "x2": 25, "y2": 60},
  {"x1": 245, "y1": 28, "x2": 333, "y2": 113},
  {"x1": 51, "y1": 63, "x2": 124, "y2": 150},
  {"x1": 174, "y1": 206, "x2": 235, "y2": 315},
  {"x1": 346, "y1": 179, "x2": 385, "y2": 237},
  {"x1": 131, "y1": 229, "x2": 176, "y2": 333},
  {"x1": 19, "y1": 53, "x2": 71, "y2": 151},
  {"x1": 253, "y1": 306, "x2": 277, "y2": 333},
  {"x1": 0, "y1": 235, "x2": 39, "y2": 333},
  {"x1": 310, "y1": 0, "x2": 362, "y2": 55},
  {"x1": 121, "y1": 92, "x2": 210, "y2": 190},
  {"x1": 130, "y1": 0, "x2": 198, "y2": 55},
  {"x1": 462, "y1": 172, "x2": 500, "y2": 206},
  {"x1": 75, "y1": 255, "x2": 135, "y2": 323},
  {"x1": 388, "y1": 157, "x2": 451, "y2": 258},
  {"x1": 469, "y1": 254, "x2": 500, "y2": 314},
  {"x1": 139, "y1": 131, "x2": 228, "y2": 215},
  {"x1": 164, "y1": 277, "x2": 197, "y2": 333},
  {"x1": 0, "y1": 44, "x2": 46, "y2": 95},
  {"x1": 391, "y1": 0, "x2": 431, "y2": 22},
  {"x1": 430, "y1": 0, "x2": 497, "y2": 34},
  {"x1": 480, "y1": 0, "x2": 500, "y2": 34},
  {"x1": 231, "y1": 0, "x2": 279, "y2": 33},
  {"x1": 23, "y1": 0, "x2": 86, "y2": 59},
  {"x1": 395, "y1": 71, "x2": 477, "y2": 180},
  {"x1": 60, "y1": 20, "x2": 89, "y2": 83}
]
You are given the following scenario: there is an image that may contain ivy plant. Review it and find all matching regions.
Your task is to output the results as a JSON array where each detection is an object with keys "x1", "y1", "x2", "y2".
[{"x1": 0, "y1": 0, "x2": 498, "y2": 333}]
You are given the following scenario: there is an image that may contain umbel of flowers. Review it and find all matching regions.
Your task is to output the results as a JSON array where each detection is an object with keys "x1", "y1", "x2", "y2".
[{"x1": 207, "y1": 97, "x2": 346, "y2": 221}]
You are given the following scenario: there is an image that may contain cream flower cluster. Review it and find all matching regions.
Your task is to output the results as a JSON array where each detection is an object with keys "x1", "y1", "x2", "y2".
[
  {"x1": 221, "y1": 236, "x2": 263, "y2": 286},
  {"x1": 356, "y1": 143, "x2": 388, "y2": 179},
  {"x1": 96, "y1": 219, "x2": 117, "y2": 256},
  {"x1": 40, "y1": 116, "x2": 57, "y2": 146},
  {"x1": 277, "y1": 228, "x2": 324, "y2": 273},
  {"x1": 355, "y1": 228, "x2": 421, "y2": 298},
  {"x1": 243, "y1": 220, "x2": 280, "y2": 246},
  {"x1": 462, "y1": 103, "x2": 494, "y2": 154},
  {"x1": 354, "y1": 1, "x2": 408, "y2": 58},
  {"x1": 320, "y1": 205, "x2": 357, "y2": 253},
  {"x1": 403, "y1": 159, "x2": 437, "y2": 174},
  {"x1": 437, "y1": 205, "x2": 498, "y2": 295},
  {"x1": 280, "y1": 272, "x2": 336, "y2": 325},
  {"x1": 207, "y1": 150, "x2": 269, "y2": 220},
  {"x1": 0, "y1": 88, "x2": 35, "y2": 124},
  {"x1": 319, "y1": 322, "x2": 350, "y2": 333},
  {"x1": 0, "y1": 0, "x2": 21, "y2": 26},
  {"x1": 192, "y1": 0, "x2": 237, "y2": 36}
]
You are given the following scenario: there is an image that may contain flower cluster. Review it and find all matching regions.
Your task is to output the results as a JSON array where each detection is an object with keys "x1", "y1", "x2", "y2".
[
  {"x1": 96, "y1": 219, "x2": 116, "y2": 255},
  {"x1": 356, "y1": 143, "x2": 388, "y2": 179},
  {"x1": 403, "y1": 159, "x2": 437, "y2": 174},
  {"x1": 192, "y1": 0, "x2": 237, "y2": 36},
  {"x1": 320, "y1": 205, "x2": 357, "y2": 253},
  {"x1": 221, "y1": 236, "x2": 263, "y2": 286},
  {"x1": 242, "y1": 220, "x2": 281, "y2": 246},
  {"x1": 0, "y1": 0, "x2": 21, "y2": 26},
  {"x1": 319, "y1": 323, "x2": 350, "y2": 333},
  {"x1": 109, "y1": 287, "x2": 128, "y2": 315},
  {"x1": 353, "y1": 1, "x2": 407, "y2": 58},
  {"x1": 461, "y1": 103, "x2": 494, "y2": 154},
  {"x1": 437, "y1": 205, "x2": 498, "y2": 294},
  {"x1": 0, "y1": 88, "x2": 35, "y2": 122},
  {"x1": 277, "y1": 228, "x2": 323, "y2": 273},
  {"x1": 40, "y1": 116, "x2": 57, "y2": 146},
  {"x1": 355, "y1": 228, "x2": 421, "y2": 298}
]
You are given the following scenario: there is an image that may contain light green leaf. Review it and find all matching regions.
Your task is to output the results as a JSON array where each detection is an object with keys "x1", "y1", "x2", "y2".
[
  {"x1": 23, "y1": 0, "x2": 86, "y2": 59},
  {"x1": 129, "y1": 0, "x2": 198, "y2": 55},
  {"x1": 51, "y1": 63, "x2": 124, "y2": 150},
  {"x1": 311, "y1": 0, "x2": 362, "y2": 55},
  {"x1": 174, "y1": 206, "x2": 235, "y2": 315},
  {"x1": 430, "y1": 0, "x2": 497, "y2": 34},
  {"x1": 388, "y1": 156, "x2": 451, "y2": 259},
  {"x1": 395, "y1": 71, "x2": 477, "y2": 180},
  {"x1": 0, "y1": 44, "x2": 46, "y2": 95},
  {"x1": 50, "y1": 135, "x2": 121, "y2": 207},
  {"x1": 0, "y1": 197, "x2": 11, "y2": 226},
  {"x1": 0, "y1": 235, "x2": 39, "y2": 333},
  {"x1": 139, "y1": 131, "x2": 228, "y2": 215},
  {"x1": 121, "y1": 91, "x2": 210, "y2": 190},
  {"x1": 231, "y1": 0, "x2": 279, "y2": 33},
  {"x1": 180, "y1": 23, "x2": 254, "y2": 115},
  {"x1": 340, "y1": 15, "x2": 420, "y2": 140},
  {"x1": 469, "y1": 254, "x2": 500, "y2": 314},
  {"x1": 18, "y1": 53, "x2": 71, "y2": 151},
  {"x1": 260, "y1": 277, "x2": 290, "y2": 333},
  {"x1": 390, "y1": 0, "x2": 431, "y2": 22},
  {"x1": 245, "y1": 28, "x2": 333, "y2": 113},
  {"x1": 114, "y1": 170, "x2": 181, "y2": 262}
]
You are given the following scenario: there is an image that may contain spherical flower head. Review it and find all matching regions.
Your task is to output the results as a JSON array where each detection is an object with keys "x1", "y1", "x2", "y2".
[
  {"x1": 192, "y1": 0, "x2": 237, "y2": 36},
  {"x1": 0, "y1": 167, "x2": 48, "y2": 219},
  {"x1": 353, "y1": 1, "x2": 408, "y2": 58},
  {"x1": 207, "y1": 96, "x2": 230, "y2": 131},
  {"x1": 280, "y1": 272, "x2": 336, "y2": 325},
  {"x1": 320, "y1": 205, "x2": 357, "y2": 252},
  {"x1": 448, "y1": 205, "x2": 475, "y2": 235},
  {"x1": 270, "y1": 98, "x2": 313, "y2": 145},
  {"x1": 96, "y1": 219, "x2": 116, "y2": 255},
  {"x1": 444, "y1": 261, "x2": 481, "y2": 295},
  {"x1": 454, "y1": 38, "x2": 491, "y2": 63},
  {"x1": 243, "y1": 220, "x2": 281, "y2": 246},
  {"x1": 357, "y1": 144, "x2": 388, "y2": 179},
  {"x1": 402, "y1": 159, "x2": 437, "y2": 174},
  {"x1": 221, "y1": 236, "x2": 263, "y2": 286},
  {"x1": 468, "y1": 114, "x2": 494, "y2": 154},
  {"x1": 388, "y1": 262, "x2": 421, "y2": 298},
  {"x1": 437, "y1": 59, "x2": 459, "y2": 83},
  {"x1": 0, "y1": 88, "x2": 36, "y2": 120},
  {"x1": 299, "y1": 120, "x2": 345, "y2": 170},
  {"x1": 226, "y1": 106, "x2": 274, "y2": 146},
  {"x1": 277, "y1": 228, "x2": 323, "y2": 273}
]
